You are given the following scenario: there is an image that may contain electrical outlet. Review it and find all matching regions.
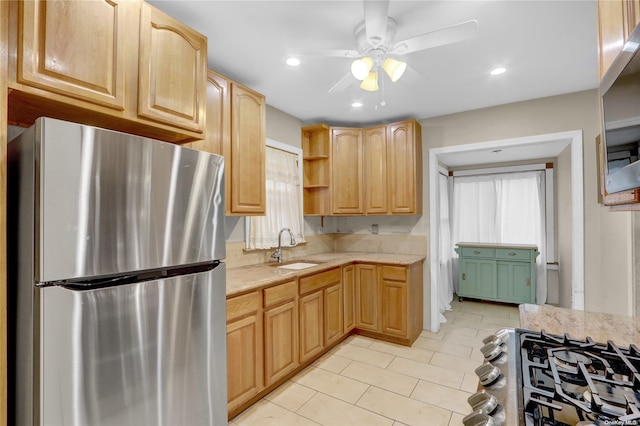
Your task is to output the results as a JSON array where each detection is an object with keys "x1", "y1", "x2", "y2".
[{"x1": 372, "y1": 224, "x2": 379, "y2": 234}]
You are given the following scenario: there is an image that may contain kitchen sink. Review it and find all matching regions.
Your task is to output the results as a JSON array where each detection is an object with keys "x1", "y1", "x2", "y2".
[{"x1": 270, "y1": 261, "x2": 320, "y2": 270}]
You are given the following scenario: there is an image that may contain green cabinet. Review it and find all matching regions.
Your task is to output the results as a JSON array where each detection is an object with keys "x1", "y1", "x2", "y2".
[{"x1": 455, "y1": 243, "x2": 539, "y2": 304}]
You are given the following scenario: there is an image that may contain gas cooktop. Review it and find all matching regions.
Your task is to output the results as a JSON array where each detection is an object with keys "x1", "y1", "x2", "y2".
[{"x1": 464, "y1": 328, "x2": 640, "y2": 426}]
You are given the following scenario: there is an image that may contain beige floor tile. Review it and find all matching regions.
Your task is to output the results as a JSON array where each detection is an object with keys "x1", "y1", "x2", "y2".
[
  {"x1": 233, "y1": 399, "x2": 320, "y2": 426},
  {"x1": 332, "y1": 342, "x2": 395, "y2": 368},
  {"x1": 449, "y1": 412, "x2": 465, "y2": 425},
  {"x1": 481, "y1": 315, "x2": 520, "y2": 328},
  {"x1": 429, "y1": 352, "x2": 481, "y2": 376},
  {"x1": 413, "y1": 336, "x2": 473, "y2": 358},
  {"x1": 291, "y1": 366, "x2": 369, "y2": 404},
  {"x1": 341, "y1": 361, "x2": 419, "y2": 396},
  {"x1": 264, "y1": 380, "x2": 317, "y2": 412},
  {"x1": 450, "y1": 318, "x2": 508, "y2": 335},
  {"x1": 439, "y1": 323, "x2": 480, "y2": 338},
  {"x1": 387, "y1": 357, "x2": 464, "y2": 389},
  {"x1": 411, "y1": 380, "x2": 473, "y2": 415},
  {"x1": 460, "y1": 374, "x2": 479, "y2": 393},
  {"x1": 357, "y1": 386, "x2": 452, "y2": 426},
  {"x1": 312, "y1": 352, "x2": 352, "y2": 374},
  {"x1": 368, "y1": 340, "x2": 435, "y2": 364},
  {"x1": 442, "y1": 332, "x2": 484, "y2": 349},
  {"x1": 344, "y1": 334, "x2": 376, "y2": 348},
  {"x1": 443, "y1": 311, "x2": 484, "y2": 323},
  {"x1": 419, "y1": 329, "x2": 445, "y2": 341},
  {"x1": 297, "y1": 392, "x2": 393, "y2": 426},
  {"x1": 393, "y1": 422, "x2": 410, "y2": 426},
  {"x1": 470, "y1": 348, "x2": 486, "y2": 362}
]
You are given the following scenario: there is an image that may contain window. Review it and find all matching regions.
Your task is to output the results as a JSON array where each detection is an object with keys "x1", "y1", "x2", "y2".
[{"x1": 246, "y1": 140, "x2": 305, "y2": 249}]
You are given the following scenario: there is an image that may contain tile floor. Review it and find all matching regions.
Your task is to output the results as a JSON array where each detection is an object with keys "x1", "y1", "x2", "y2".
[{"x1": 229, "y1": 298, "x2": 520, "y2": 426}]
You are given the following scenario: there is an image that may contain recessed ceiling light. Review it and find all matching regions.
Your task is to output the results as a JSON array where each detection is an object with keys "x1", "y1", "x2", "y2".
[
  {"x1": 490, "y1": 67, "x2": 506, "y2": 76},
  {"x1": 351, "y1": 102, "x2": 363, "y2": 108},
  {"x1": 286, "y1": 57, "x2": 301, "y2": 66}
]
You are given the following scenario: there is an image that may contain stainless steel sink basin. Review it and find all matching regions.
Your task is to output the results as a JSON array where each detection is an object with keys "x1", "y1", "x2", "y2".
[{"x1": 269, "y1": 261, "x2": 320, "y2": 270}]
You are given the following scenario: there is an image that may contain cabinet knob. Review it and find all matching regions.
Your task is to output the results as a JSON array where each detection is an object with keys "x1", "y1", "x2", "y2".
[
  {"x1": 462, "y1": 273, "x2": 466, "y2": 280},
  {"x1": 508, "y1": 252, "x2": 516, "y2": 256},
  {"x1": 473, "y1": 250, "x2": 481, "y2": 254}
]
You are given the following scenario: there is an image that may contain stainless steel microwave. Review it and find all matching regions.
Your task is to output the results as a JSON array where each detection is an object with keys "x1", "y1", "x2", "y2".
[{"x1": 600, "y1": 23, "x2": 640, "y2": 193}]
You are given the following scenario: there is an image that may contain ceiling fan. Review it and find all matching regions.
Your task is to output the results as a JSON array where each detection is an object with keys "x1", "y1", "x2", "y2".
[{"x1": 293, "y1": 1, "x2": 479, "y2": 92}]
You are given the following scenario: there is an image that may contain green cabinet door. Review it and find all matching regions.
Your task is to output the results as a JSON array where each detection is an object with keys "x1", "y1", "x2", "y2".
[
  {"x1": 459, "y1": 259, "x2": 496, "y2": 300},
  {"x1": 496, "y1": 261, "x2": 534, "y2": 303}
]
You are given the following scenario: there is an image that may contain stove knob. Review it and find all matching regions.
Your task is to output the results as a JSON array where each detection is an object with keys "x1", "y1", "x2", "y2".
[
  {"x1": 475, "y1": 363, "x2": 501, "y2": 386},
  {"x1": 480, "y1": 342, "x2": 503, "y2": 362},
  {"x1": 462, "y1": 410, "x2": 496, "y2": 426},
  {"x1": 481, "y1": 335, "x2": 503, "y2": 346},
  {"x1": 467, "y1": 390, "x2": 499, "y2": 415}
]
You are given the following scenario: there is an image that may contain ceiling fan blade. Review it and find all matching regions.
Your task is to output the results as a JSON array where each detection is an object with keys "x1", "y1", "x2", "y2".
[
  {"x1": 288, "y1": 47, "x2": 360, "y2": 58},
  {"x1": 328, "y1": 72, "x2": 355, "y2": 94},
  {"x1": 391, "y1": 19, "x2": 479, "y2": 55},
  {"x1": 363, "y1": 0, "x2": 390, "y2": 47}
]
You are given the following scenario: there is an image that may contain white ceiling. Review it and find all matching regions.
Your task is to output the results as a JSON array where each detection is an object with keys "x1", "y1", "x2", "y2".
[{"x1": 149, "y1": 0, "x2": 598, "y2": 127}]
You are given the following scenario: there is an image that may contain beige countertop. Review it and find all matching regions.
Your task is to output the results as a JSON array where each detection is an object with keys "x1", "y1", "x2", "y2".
[
  {"x1": 519, "y1": 303, "x2": 640, "y2": 347},
  {"x1": 226, "y1": 252, "x2": 425, "y2": 297}
]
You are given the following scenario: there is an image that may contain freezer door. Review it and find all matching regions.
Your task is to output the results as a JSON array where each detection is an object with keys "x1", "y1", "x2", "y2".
[
  {"x1": 31, "y1": 117, "x2": 225, "y2": 282},
  {"x1": 36, "y1": 264, "x2": 227, "y2": 426}
]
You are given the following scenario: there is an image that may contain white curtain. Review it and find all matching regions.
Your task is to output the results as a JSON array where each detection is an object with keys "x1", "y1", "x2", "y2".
[
  {"x1": 451, "y1": 171, "x2": 547, "y2": 304},
  {"x1": 248, "y1": 147, "x2": 305, "y2": 249},
  {"x1": 437, "y1": 173, "x2": 454, "y2": 322}
]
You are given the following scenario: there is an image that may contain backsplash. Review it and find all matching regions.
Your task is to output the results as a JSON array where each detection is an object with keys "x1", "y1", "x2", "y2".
[{"x1": 225, "y1": 233, "x2": 427, "y2": 269}]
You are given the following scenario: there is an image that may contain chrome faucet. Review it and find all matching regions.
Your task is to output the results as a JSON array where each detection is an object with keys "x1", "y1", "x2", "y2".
[{"x1": 270, "y1": 227, "x2": 297, "y2": 263}]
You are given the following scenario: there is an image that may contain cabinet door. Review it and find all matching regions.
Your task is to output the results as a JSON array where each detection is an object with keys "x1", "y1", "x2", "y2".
[
  {"x1": 342, "y1": 265, "x2": 356, "y2": 333},
  {"x1": 324, "y1": 283, "x2": 343, "y2": 346},
  {"x1": 355, "y1": 264, "x2": 379, "y2": 332},
  {"x1": 18, "y1": 0, "x2": 127, "y2": 109},
  {"x1": 598, "y1": 0, "x2": 627, "y2": 79},
  {"x1": 331, "y1": 128, "x2": 363, "y2": 214},
  {"x1": 387, "y1": 121, "x2": 420, "y2": 214},
  {"x1": 497, "y1": 261, "x2": 534, "y2": 304},
  {"x1": 228, "y1": 83, "x2": 266, "y2": 215},
  {"x1": 264, "y1": 300, "x2": 298, "y2": 386},
  {"x1": 138, "y1": 2, "x2": 206, "y2": 133},
  {"x1": 459, "y1": 259, "x2": 496, "y2": 300},
  {"x1": 363, "y1": 126, "x2": 388, "y2": 214},
  {"x1": 189, "y1": 70, "x2": 229, "y2": 155},
  {"x1": 381, "y1": 272, "x2": 408, "y2": 338},
  {"x1": 299, "y1": 291, "x2": 324, "y2": 362},
  {"x1": 227, "y1": 313, "x2": 263, "y2": 410}
]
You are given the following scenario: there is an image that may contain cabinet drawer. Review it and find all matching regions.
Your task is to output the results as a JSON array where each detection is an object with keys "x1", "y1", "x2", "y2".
[
  {"x1": 381, "y1": 265, "x2": 407, "y2": 282},
  {"x1": 495, "y1": 248, "x2": 532, "y2": 261},
  {"x1": 300, "y1": 268, "x2": 341, "y2": 295},
  {"x1": 227, "y1": 291, "x2": 261, "y2": 322},
  {"x1": 460, "y1": 247, "x2": 495, "y2": 259},
  {"x1": 263, "y1": 280, "x2": 297, "y2": 307}
]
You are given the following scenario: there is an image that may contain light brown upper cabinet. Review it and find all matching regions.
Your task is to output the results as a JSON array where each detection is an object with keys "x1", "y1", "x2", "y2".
[
  {"x1": 186, "y1": 70, "x2": 266, "y2": 216},
  {"x1": 363, "y1": 125, "x2": 388, "y2": 214},
  {"x1": 302, "y1": 120, "x2": 422, "y2": 216},
  {"x1": 188, "y1": 70, "x2": 229, "y2": 156},
  {"x1": 597, "y1": 0, "x2": 640, "y2": 79},
  {"x1": 331, "y1": 127, "x2": 364, "y2": 215},
  {"x1": 138, "y1": 2, "x2": 207, "y2": 133},
  {"x1": 387, "y1": 120, "x2": 423, "y2": 214},
  {"x1": 8, "y1": 0, "x2": 206, "y2": 143},
  {"x1": 227, "y1": 83, "x2": 266, "y2": 215}
]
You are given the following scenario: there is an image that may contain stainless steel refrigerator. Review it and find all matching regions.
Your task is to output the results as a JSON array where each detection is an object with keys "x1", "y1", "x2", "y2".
[{"x1": 8, "y1": 117, "x2": 227, "y2": 426}]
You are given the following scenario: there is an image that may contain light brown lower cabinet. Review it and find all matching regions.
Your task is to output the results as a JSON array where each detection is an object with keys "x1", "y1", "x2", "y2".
[
  {"x1": 226, "y1": 291, "x2": 262, "y2": 413},
  {"x1": 342, "y1": 265, "x2": 356, "y2": 333},
  {"x1": 263, "y1": 280, "x2": 298, "y2": 387},
  {"x1": 227, "y1": 261, "x2": 423, "y2": 420},
  {"x1": 299, "y1": 268, "x2": 343, "y2": 362}
]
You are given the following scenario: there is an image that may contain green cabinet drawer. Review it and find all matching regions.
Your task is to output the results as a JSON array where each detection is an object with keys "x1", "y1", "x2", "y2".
[
  {"x1": 495, "y1": 248, "x2": 533, "y2": 261},
  {"x1": 460, "y1": 247, "x2": 495, "y2": 259}
]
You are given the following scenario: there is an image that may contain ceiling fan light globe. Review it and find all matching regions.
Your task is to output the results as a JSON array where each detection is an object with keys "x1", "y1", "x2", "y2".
[
  {"x1": 383, "y1": 58, "x2": 407, "y2": 82},
  {"x1": 351, "y1": 56, "x2": 373, "y2": 80},
  {"x1": 360, "y1": 71, "x2": 379, "y2": 91}
]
